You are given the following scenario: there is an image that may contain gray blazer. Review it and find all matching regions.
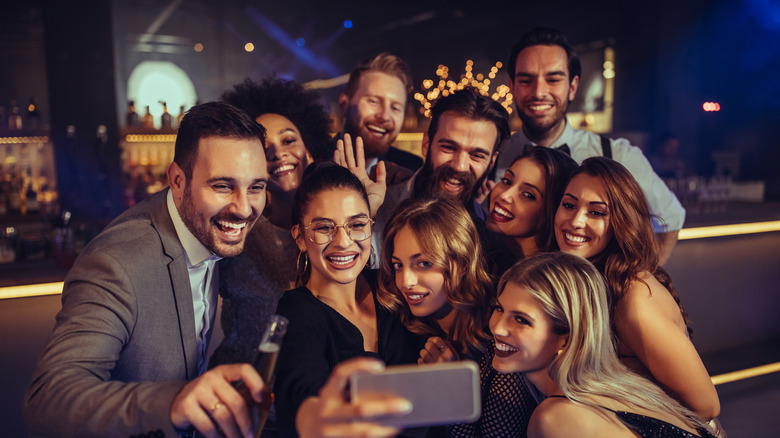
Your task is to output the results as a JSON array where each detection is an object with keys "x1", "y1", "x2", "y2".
[{"x1": 24, "y1": 189, "x2": 200, "y2": 437}]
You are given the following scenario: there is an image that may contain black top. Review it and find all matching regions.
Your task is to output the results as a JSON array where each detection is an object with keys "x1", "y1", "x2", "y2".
[
  {"x1": 546, "y1": 396, "x2": 715, "y2": 438},
  {"x1": 274, "y1": 271, "x2": 425, "y2": 437},
  {"x1": 448, "y1": 341, "x2": 537, "y2": 438}
]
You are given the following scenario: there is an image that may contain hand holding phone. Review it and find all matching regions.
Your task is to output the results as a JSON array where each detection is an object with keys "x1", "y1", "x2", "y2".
[{"x1": 350, "y1": 360, "x2": 481, "y2": 428}]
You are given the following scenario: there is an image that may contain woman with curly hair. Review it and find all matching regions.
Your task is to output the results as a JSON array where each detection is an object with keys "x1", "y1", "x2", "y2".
[
  {"x1": 211, "y1": 77, "x2": 335, "y2": 367},
  {"x1": 378, "y1": 196, "x2": 537, "y2": 437},
  {"x1": 491, "y1": 252, "x2": 716, "y2": 437},
  {"x1": 553, "y1": 157, "x2": 721, "y2": 430}
]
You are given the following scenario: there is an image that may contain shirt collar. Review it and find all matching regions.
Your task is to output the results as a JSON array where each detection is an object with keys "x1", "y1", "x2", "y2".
[
  {"x1": 520, "y1": 119, "x2": 574, "y2": 149},
  {"x1": 167, "y1": 189, "x2": 221, "y2": 268},
  {"x1": 365, "y1": 157, "x2": 379, "y2": 175}
]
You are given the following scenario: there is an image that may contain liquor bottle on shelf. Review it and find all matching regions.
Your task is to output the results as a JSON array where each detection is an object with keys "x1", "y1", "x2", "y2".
[
  {"x1": 159, "y1": 101, "x2": 172, "y2": 129},
  {"x1": 0, "y1": 165, "x2": 7, "y2": 216},
  {"x1": 126, "y1": 100, "x2": 140, "y2": 127},
  {"x1": 8, "y1": 100, "x2": 22, "y2": 130},
  {"x1": 177, "y1": 104, "x2": 185, "y2": 127},
  {"x1": 141, "y1": 105, "x2": 154, "y2": 130},
  {"x1": 25, "y1": 179, "x2": 39, "y2": 216},
  {"x1": 7, "y1": 171, "x2": 22, "y2": 215},
  {"x1": 26, "y1": 98, "x2": 41, "y2": 129}
]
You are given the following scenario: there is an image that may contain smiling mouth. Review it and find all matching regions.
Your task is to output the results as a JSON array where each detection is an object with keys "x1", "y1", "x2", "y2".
[
  {"x1": 441, "y1": 178, "x2": 464, "y2": 194},
  {"x1": 272, "y1": 163, "x2": 296, "y2": 176},
  {"x1": 563, "y1": 231, "x2": 588, "y2": 244},
  {"x1": 216, "y1": 220, "x2": 248, "y2": 237},
  {"x1": 326, "y1": 254, "x2": 359, "y2": 266},
  {"x1": 491, "y1": 204, "x2": 515, "y2": 221},
  {"x1": 494, "y1": 339, "x2": 519, "y2": 353},
  {"x1": 366, "y1": 123, "x2": 388, "y2": 135},
  {"x1": 405, "y1": 292, "x2": 429, "y2": 303}
]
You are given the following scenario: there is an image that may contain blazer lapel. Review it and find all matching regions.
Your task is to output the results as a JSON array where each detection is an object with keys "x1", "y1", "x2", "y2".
[{"x1": 149, "y1": 189, "x2": 200, "y2": 379}]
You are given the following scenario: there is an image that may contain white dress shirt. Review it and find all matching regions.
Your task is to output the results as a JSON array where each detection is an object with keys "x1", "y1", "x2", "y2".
[{"x1": 167, "y1": 190, "x2": 222, "y2": 374}]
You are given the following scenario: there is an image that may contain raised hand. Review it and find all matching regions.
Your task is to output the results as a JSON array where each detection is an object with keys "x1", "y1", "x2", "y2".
[
  {"x1": 296, "y1": 357, "x2": 412, "y2": 438},
  {"x1": 334, "y1": 133, "x2": 387, "y2": 218}
]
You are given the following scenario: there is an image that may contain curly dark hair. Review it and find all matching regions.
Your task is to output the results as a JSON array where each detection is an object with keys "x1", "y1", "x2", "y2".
[{"x1": 221, "y1": 77, "x2": 335, "y2": 160}]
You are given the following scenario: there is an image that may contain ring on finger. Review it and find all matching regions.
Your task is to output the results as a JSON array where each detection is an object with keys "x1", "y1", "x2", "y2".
[{"x1": 211, "y1": 401, "x2": 224, "y2": 413}]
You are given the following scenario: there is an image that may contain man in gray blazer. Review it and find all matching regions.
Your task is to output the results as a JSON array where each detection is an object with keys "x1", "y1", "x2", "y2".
[{"x1": 24, "y1": 102, "x2": 270, "y2": 438}]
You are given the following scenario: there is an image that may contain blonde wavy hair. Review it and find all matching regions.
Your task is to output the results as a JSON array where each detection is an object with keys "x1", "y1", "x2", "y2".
[
  {"x1": 377, "y1": 197, "x2": 493, "y2": 358},
  {"x1": 497, "y1": 252, "x2": 712, "y2": 433}
]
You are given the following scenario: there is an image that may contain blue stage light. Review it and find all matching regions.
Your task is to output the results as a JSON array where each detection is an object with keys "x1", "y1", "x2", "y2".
[{"x1": 344, "y1": 20, "x2": 353, "y2": 29}]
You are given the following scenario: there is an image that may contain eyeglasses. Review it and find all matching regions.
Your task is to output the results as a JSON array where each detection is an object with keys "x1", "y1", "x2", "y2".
[{"x1": 303, "y1": 217, "x2": 374, "y2": 244}]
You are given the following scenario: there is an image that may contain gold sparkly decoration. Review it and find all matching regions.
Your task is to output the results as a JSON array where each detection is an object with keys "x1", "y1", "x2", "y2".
[{"x1": 414, "y1": 60, "x2": 512, "y2": 118}]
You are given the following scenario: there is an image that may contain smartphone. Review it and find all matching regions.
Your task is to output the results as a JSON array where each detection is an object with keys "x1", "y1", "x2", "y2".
[{"x1": 349, "y1": 360, "x2": 481, "y2": 428}]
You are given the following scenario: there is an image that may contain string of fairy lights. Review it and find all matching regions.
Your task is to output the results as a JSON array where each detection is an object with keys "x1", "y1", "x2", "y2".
[{"x1": 413, "y1": 60, "x2": 513, "y2": 118}]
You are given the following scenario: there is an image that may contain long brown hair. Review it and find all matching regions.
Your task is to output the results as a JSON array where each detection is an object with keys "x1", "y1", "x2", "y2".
[
  {"x1": 377, "y1": 197, "x2": 493, "y2": 357},
  {"x1": 571, "y1": 157, "x2": 692, "y2": 336}
]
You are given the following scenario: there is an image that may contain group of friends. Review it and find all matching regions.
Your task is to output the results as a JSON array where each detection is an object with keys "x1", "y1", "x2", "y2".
[{"x1": 23, "y1": 27, "x2": 722, "y2": 438}]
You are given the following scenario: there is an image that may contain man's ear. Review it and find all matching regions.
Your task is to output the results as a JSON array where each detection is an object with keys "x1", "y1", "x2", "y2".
[
  {"x1": 568, "y1": 75, "x2": 580, "y2": 102},
  {"x1": 421, "y1": 132, "x2": 430, "y2": 159},
  {"x1": 291, "y1": 225, "x2": 307, "y2": 252},
  {"x1": 338, "y1": 93, "x2": 349, "y2": 116},
  {"x1": 167, "y1": 162, "x2": 186, "y2": 202}
]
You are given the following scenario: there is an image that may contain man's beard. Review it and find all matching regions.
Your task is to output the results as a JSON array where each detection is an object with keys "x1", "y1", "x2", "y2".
[
  {"x1": 516, "y1": 98, "x2": 571, "y2": 143},
  {"x1": 343, "y1": 105, "x2": 395, "y2": 159},
  {"x1": 413, "y1": 161, "x2": 485, "y2": 206},
  {"x1": 179, "y1": 184, "x2": 257, "y2": 258}
]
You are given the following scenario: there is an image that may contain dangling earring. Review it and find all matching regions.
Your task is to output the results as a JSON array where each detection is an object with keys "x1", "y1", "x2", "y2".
[
  {"x1": 296, "y1": 251, "x2": 309, "y2": 273},
  {"x1": 368, "y1": 246, "x2": 376, "y2": 267}
]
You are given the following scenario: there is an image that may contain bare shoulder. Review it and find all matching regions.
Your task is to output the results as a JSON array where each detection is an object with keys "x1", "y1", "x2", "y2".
[
  {"x1": 617, "y1": 272, "x2": 680, "y2": 322},
  {"x1": 528, "y1": 398, "x2": 611, "y2": 438}
]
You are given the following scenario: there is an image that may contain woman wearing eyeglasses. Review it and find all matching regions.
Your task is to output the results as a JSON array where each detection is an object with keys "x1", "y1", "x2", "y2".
[{"x1": 274, "y1": 161, "x2": 424, "y2": 438}]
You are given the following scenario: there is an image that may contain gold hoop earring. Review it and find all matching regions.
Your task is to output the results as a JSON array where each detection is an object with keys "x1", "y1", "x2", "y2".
[
  {"x1": 296, "y1": 251, "x2": 308, "y2": 274},
  {"x1": 368, "y1": 245, "x2": 376, "y2": 267}
]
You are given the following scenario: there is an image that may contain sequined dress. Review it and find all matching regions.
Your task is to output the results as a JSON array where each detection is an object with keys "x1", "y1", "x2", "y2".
[{"x1": 447, "y1": 341, "x2": 538, "y2": 438}]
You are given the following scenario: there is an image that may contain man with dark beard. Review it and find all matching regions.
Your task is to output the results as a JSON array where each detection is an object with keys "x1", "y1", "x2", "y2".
[
  {"x1": 24, "y1": 102, "x2": 271, "y2": 438},
  {"x1": 339, "y1": 52, "x2": 424, "y2": 184},
  {"x1": 496, "y1": 27, "x2": 684, "y2": 265},
  {"x1": 371, "y1": 87, "x2": 510, "y2": 266}
]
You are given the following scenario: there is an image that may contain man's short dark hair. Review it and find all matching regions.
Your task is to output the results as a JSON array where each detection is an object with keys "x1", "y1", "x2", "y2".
[
  {"x1": 507, "y1": 27, "x2": 582, "y2": 83},
  {"x1": 427, "y1": 87, "x2": 511, "y2": 154},
  {"x1": 343, "y1": 52, "x2": 413, "y2": 98},
  {"x1": 174, "y1": 101, "x2": 266, "y2": 179},
  {"x1": 221, "y1": 77, "x2": 334, "y2": 161}
]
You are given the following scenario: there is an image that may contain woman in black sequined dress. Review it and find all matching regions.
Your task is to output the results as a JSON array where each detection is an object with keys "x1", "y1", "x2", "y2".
[{"x1": 491, "y1": 252, "x2": 716, "y2": 438}]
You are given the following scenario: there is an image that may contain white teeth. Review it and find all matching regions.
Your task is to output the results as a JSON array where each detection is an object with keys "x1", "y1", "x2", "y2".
[
  {"x1": 494, "y1": 341, "x2": 518, "y2": 353},
  {"x1": 565, "y1": 232, "x2": 586, "y2": 243},
  {"x1": 366, "y1": 124, "x2": 387, "y2": 134},
  {"x1": 493, "y1": 204, "x2": 514, "y2": 220},
  {"x1": 273, "y1": 164, "x2": 295, "y2": 174},
  {"x1": 217, "y1": 221, "x2": 246, "y2": 235},
  {"x1": 407, "y1": 294, "x2": 425, "y2": 300},
  {"x1": 327, "y1": 254, "x2": 358, "y2": 265},
  {"x1": 529, "y1": 104, "x2": 552, "y2": 111}
]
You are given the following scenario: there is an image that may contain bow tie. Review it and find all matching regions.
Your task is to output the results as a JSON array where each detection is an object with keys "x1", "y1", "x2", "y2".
[
  {"x1": 525, "y1": 143, "x2": 570, "y2": 156},
  {"x1": 555, "y1": 144, "x2": 570, "y2": 156}
]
